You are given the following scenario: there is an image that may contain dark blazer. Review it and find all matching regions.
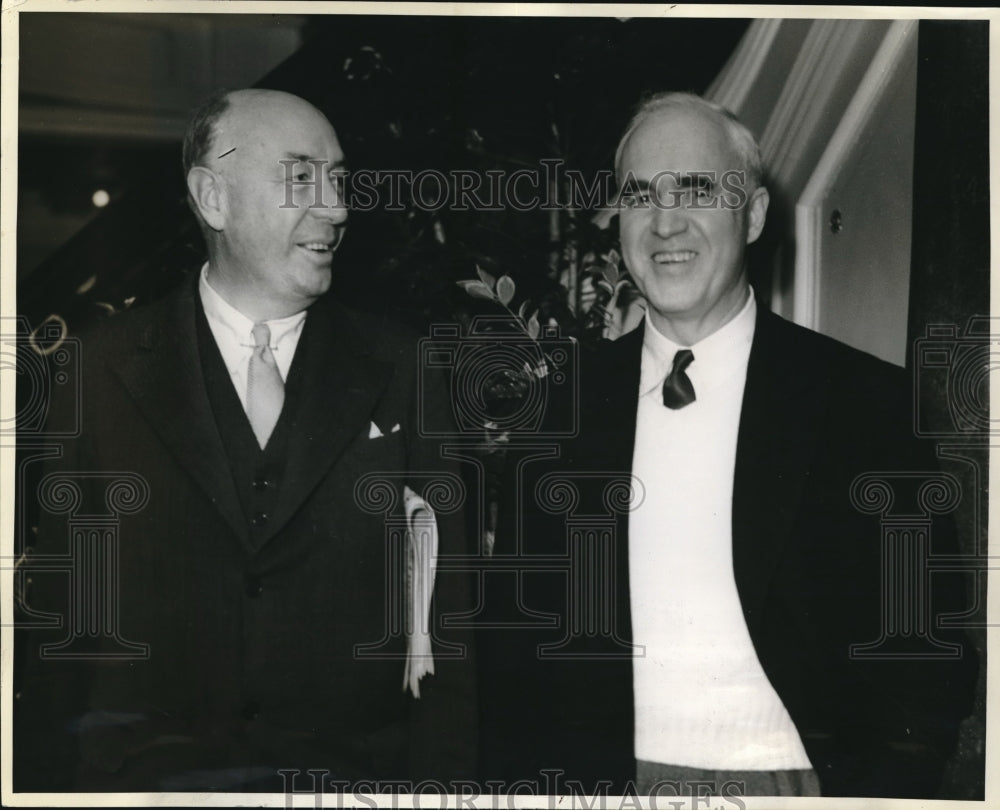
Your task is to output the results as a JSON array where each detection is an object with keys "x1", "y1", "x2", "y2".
[
  {"x1": 480, "y1": 305, "x2": 976, "y2": 798},
  {"x1": 16, "y1": 277, "x2": 477, "y2": 791}
]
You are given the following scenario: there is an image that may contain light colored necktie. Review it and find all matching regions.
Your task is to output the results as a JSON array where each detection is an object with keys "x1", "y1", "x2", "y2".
[{"x1": 247, "y1": 322, "x2": 284, "y2": 448}]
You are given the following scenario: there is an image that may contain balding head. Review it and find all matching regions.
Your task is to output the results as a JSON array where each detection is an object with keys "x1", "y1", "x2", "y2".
[
  {"x1": 183, "y1": 89, "x2": 335, "y2": 177},
  {"x1": 614, "y1": 91, "x2": 769, "y2": 346},
  {"x1": 614, "y1": 92, "x2": 763, "y2": 192},
  {"x1": 183, "y1": 89, "x2": 347, "y2": 320}
]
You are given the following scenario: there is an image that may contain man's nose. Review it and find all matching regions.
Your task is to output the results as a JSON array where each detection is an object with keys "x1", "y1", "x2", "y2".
[
  {"x1": 310, "y1": 175, "x2": 348, "y2": 224},
  {"x1": 650, "y1": 198, "x2": 688, "y2": 239}
]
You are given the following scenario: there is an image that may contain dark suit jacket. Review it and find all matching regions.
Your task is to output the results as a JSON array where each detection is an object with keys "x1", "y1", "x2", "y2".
[
  {"x1": 480, "y1": 305, "x2": 976, "y2": 798},
  {"x1": 15, "y1": 276, "x2": 477, "y2": 791}
]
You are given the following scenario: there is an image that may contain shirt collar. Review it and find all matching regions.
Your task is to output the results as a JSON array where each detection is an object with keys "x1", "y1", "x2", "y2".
[
  {"x1": 199, "y1": 262, "x2": 308, "y2": 347},
  {"x1": 639, "y1": 288, "x2": 757, "y2": 399}
]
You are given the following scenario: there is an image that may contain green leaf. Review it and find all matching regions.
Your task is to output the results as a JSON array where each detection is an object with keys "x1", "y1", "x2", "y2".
[
  {"x1": 496, "y1": 275, "x2": 516, "y2": 306},
  {"x1": 456, "y1": 280, "x2": 497, "y2": 301},
  {"x1": 476, "y1": 265, "x2": 496, "y2": 289},
  {"x1": 518, "y1": 300, "x2": 530, "y2": 320}
]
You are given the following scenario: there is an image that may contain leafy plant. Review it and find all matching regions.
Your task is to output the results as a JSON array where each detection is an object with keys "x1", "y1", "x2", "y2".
[{"x1": 455, "y1": 245, "x2": 637, "y2": 555}]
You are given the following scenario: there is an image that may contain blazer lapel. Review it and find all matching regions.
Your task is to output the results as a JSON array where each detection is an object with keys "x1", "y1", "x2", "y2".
[
  {"x1": 264, "y1": 298, "x2": 393, "y2": 540},
  {"x1": 580, "y1": 324, "x2": 644, "y2": 473},
  {"x1": 732, "y1": 309, "x2": 832, "y2": 636},
  {"x1": 582, "y1": 325, "x2": 644, "y2": 648},
  {"x1": 111, "y1": 282, "x2": 251, "y2": 548}
]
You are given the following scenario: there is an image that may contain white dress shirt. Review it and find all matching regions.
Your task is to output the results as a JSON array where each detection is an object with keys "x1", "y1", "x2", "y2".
[
  {"x1": 629, "y1": 289, "x2": 812, "y2": 770},
  {"x1": 198, "y1": 264, "x2": 307, "y2": 411}
]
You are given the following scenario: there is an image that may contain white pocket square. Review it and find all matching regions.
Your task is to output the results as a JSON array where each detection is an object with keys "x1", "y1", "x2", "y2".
[{"x1": 369, "y1": 422, "x2": 401, "y2": 439}]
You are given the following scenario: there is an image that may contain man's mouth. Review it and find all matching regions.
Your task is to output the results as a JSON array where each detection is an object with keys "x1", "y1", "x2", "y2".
[
  {"x1": 298, "y1": 231, "x2": 344, "y2": 254},
  {"x1": 300, "y1": 241, "x2": 333, "y2": 253},
  {"x1": 653, "y1": 250, "x2": 697, "y2": 264}
]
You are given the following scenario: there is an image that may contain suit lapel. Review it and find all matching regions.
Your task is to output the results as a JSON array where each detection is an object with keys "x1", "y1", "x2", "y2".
[
  {"x1": 582, "y1": 325, "x2": 644, "y2": 648},
  {"x1": 264, "y1": 298, "x2": 393, "y2": 541},
  {"x1": 111, "y1": 282, "x2": 251, "y2": 548},
  {"x1": 732, "y1": 309, "x2": 832, "y2": 635},
  {"x1": 580, "y1": 324, "x2": 644, "y2": 473}
]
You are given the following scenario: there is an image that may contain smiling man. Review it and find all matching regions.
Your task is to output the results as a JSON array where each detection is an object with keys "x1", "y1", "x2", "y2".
[
  {"x1": 186, "y1": 90, "x2": 347, "y2": 322},
  {"x1": 615, "y1": 98, "x2": 769, "y2": 348},
  {"x1": 15, "y1": 89, "x2": 476, "y2": 792},
  {"x1": 482, "y1": 92, "x2": 975, "y2": 799}
]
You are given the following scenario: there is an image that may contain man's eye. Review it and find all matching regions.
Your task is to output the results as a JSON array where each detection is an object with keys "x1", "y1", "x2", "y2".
[{"x1": 620, "y1": 191, "x2": 650, "y2": 209}]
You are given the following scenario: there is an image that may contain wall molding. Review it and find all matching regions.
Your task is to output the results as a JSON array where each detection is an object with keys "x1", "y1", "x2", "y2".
[
  {"x1": 707, "y1": 18, "x2": 783, "y2": 112},
  {"x1": 762, "y1": 20, "x2": 879, "y2": 190},
  {"x1": 793, "y1": 20, "x2": 918, "y2": 329}
]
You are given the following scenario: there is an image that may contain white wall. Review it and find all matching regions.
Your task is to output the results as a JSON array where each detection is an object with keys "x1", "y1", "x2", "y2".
[{"x1": 709, "y1": 19, "x2": 917, "y2": 366}]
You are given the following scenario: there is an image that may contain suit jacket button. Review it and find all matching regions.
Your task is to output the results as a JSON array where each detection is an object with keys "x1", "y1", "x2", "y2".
[
  {"x1": 252, "y1": 476, "x2": 270, "y2": 491},
  {"x1": 244, "y1": 575, "x2": 263, "y2": 598},
  {"x1": 251, "y1": 512, "x2": 268, "y2": 527},
  {"x1": 242, "y1": 699, "x2": 260, "y2": 721}
]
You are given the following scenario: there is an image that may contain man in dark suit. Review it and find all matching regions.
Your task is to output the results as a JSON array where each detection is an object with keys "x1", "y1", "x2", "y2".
[
  {"x1": 15, "y1": 89, "x2": 476, "y2": 792},
  {"x1": 481, "y1": 92, "x2": 975, "y2": 799}
]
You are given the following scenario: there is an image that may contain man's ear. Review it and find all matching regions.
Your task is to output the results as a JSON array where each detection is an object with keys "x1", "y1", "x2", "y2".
[
  {"x1": 187, "y1": 167, "x2": 226, "y2": 231},
  {"x1": 745, "y1": 186, "x2": 769, "y2": 245}
]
